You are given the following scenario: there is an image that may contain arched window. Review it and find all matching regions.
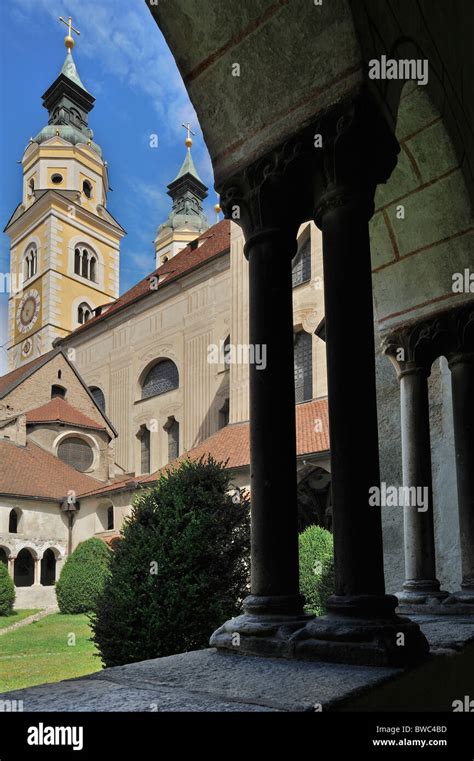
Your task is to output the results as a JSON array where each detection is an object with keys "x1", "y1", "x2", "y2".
[
  {"x1": 8, "y1": 509, "x2": 19, "y2": 534},
  {"x1": 223, "y1": 335, "x2": 231, "y2": 370},
  {"x1": 89, "y1": 386, "x2": 105, "y2": 414},
  {"x1": 28, "y1": 178, "x2": 35, "y2": 196},
  {"x1": 14, "y1": 549, "x2": 35, "y2": 587},
  {"x1": 139, "y1": 425, "x2": 151, "y2": 474},
  {"x1": 40, "y1": 549, "x2": 56, "y2": 586},
  {"x1": 142, "y1": 360, "x2": 179, "y2": 400},
  {"x1": 0, "y1": 548, "x2": 7, "y2": 566},
  {"x1": 78, "y1": 302, "x2": 93, "y2": 325},
  {"x1": 74, "y1": 244, "x2": 98, "y2": 282},
  {"x1": 292, "y1": 237, "x2": 311, "y2": 287},
  {"x1": 164, "y1": 417, "x2": 179, "y2": 462},
  {"x1": 23, "y1": 243, "x2": 38, "y2": 281},
  {"x1": 83, "y1": 180, "x2": 93, "y2": 198},
  {"x1": 89, "y1": 256, "x2": 97, "y2": 282},
  {"x1": 294, "y1": 331, "x2": 313, "y2": 402},
  {"x1": 58, "y1": 436, "x2": 94, "y2": 472},
  {"x1": 51, "y1": 384, "x2": 66, "y2": 399},
  {"x1": 107, "y1": 506, "x2": 114, "y2": 531}
]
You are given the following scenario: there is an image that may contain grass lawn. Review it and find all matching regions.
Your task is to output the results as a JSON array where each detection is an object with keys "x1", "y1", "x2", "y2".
[
  {"x1": 0, "y1": 609, "x2": 40, "y2": 630},
  {"x1": 0, "y1": 613, "x2": 102, "y2": 693}
]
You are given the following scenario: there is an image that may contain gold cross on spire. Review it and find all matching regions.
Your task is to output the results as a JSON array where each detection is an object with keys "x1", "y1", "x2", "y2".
[
  {"x1": 182, "y1": 122, "x2": 196, "y2": 149},
  {"x1": 59, "y1": 15, "x2": 80, "y2": 51}
]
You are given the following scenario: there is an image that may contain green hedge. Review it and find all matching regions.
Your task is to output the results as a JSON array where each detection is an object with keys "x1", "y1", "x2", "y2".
[
  {"x1": 299, "y1": 525, "x2": 334, "y2": 616},
  {"x1": 91, "y1": 456, "x2": 250, "y2": 667},
  {"x1": 0, "y1": 562, "x2": 15, "y2": 616},
  {"x1": 56, "y1": 538, "x2": 111, "y2": 614}
]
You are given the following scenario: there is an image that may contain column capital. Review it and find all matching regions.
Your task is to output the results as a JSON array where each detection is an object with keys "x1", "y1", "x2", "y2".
[
  {"x1": 313, "y1": 93, "x2": 400, "y2": 226},
  {"x1": 218, "y1": 136, "x2": 310, "y2": 258},
  {"x1": 382, "y1": 320, "x2": 437, "y2": 378}
]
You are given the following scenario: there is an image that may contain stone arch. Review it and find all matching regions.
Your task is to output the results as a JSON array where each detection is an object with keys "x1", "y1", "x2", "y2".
[
  {"x1": 40, "y1": 548, "x2": 57, "y2": 586},
  {"x1": 8, "y1": 508, "x2": 21, "y2": 534},
  {"x1": 139, "y1": 358, "x2": 180, "y2": 400},
  {"x1": 296, "y1": 464, "x2": 332, "y2": 533},
  {"x1": 14, "y1": 547, "x2": 37, "y2": 587},
  {"x1": 372, "y1": 81, "x2": 473, "y2": 334},
  {"x1": 0, "y1": 546, "x2": 10, "y2": 566}
]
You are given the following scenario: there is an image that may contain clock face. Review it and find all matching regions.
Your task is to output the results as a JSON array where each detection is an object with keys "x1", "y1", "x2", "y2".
[{"x1": 16, "y1": 289, "x2": 40, "y2": 334}]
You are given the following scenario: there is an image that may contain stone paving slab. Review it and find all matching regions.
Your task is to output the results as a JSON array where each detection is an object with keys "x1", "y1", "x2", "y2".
[
  {"x1": 1, "y1": 649, "x2": 401, "y2": 712},
  {"x1": 1, "y1": 615, "x2": 472, "y2": 712}
]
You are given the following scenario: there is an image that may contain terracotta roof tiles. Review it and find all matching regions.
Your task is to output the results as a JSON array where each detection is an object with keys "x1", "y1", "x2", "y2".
[{"x1": 26, "y1": 397, "x2": 106, "y2": 431}]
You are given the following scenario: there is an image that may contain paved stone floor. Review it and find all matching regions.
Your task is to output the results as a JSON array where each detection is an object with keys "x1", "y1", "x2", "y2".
[{"x1": 1, "y1": 616, "x2": 473, "y2": 712}]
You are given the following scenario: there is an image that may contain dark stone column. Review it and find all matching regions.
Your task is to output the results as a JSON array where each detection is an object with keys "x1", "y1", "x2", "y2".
[
  {"x1": 383, "y1": 325, "x2": 447, "y2": 610},
  {"x1": 292, "y1": 98, "x2": 429, "y2": 664},
  {"x1": 446, "y1": 307, "x2": 474, "y2": 605},
  {"x1": 210, "y1": 141, "x2": 312, "y2": 655}
]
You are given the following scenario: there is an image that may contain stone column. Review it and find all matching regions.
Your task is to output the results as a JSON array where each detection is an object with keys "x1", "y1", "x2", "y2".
[
  {"x1": 34, "y1": 556, "x2": 41, "y2": 586},
  {"x1": 383, "y1": 325, "x2": 447, "y2": 609},
  {"x1": 7, "y1": 555, "x2": 15, "y2": 580},
  {"x1": 293, "y1": 97, "x2": 429, "y2": 665},
  {"x1": 210, "y1": 138, "x2": 312, "y2": 655},
  {"x1": 447, "y1": 307, "x2": 474, "y2": 604}
]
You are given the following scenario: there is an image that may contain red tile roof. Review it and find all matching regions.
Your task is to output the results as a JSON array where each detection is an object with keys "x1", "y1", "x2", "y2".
[
  {"x1": 0, "y1": 440, "x2": 102, "y2": 500},
  {"x1": 83, "y1": 398, "x2": 330, "y2": 498},
  {"x1": 63, "y1": 219, "x2": 231, "y2": 340},
  {"x1": 26, "y1": 398, "x2": 106, "y2": 431}
]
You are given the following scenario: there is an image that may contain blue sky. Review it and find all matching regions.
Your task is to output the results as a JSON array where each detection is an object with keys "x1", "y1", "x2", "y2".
[{"x1": 0, "y1": 0, "x2": 217, "y2": 374}]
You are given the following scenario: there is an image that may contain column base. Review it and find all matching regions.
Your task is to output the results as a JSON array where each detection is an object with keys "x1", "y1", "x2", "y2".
[
  {"x1": 211, "y1": 594, "x2": 430, "y2": 666},
  {"x1": 210, "y1": 594, "x2": 312, "y2": 657},
  {"x1": 442, "y1": 586, "x2": 474, "y2": 614},
  {"x1": 396, "y1": 580, "x2": 449, "y2": 613}
]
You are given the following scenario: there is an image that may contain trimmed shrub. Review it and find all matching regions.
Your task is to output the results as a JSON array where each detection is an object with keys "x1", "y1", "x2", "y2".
[
  {"x1": 0, "y1": 562, "x2": 15, "y2": 616},
  {"x1": 299, "y1": 525, "x2": 335, "y2": 616},
  {"x1": 91, "y1": 456, "x2": 250, "y2": 667},
  {"x1": 56, "y1": 538, "x2": 111, "y2": 614}
]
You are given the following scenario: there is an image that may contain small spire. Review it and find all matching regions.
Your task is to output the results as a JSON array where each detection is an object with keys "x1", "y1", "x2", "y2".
[{"x1": 59, "y1": 15, "x2": 80, "y2": 51}]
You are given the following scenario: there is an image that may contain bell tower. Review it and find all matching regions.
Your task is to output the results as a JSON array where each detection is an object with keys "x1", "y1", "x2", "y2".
[
  {"x1": 154, "y1": 124, "x2": 209, "y2": 266},
  {"x1": 5, "y1": 17, "x2": 125, "y2": 370}
]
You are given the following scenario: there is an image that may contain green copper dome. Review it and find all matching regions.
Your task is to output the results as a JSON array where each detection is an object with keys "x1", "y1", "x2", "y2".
[
  {"x1": 157, "y1": 147, "x2": 209, "y2": 237},
  {"x1": 32, "y1": 49, "x2": 101, "y2": 156},
  {"x1": 32, "y1": 124, "x2": 102, "y2": 157}
]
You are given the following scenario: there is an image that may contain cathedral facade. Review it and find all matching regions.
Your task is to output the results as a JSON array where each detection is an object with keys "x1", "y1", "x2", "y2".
[{"x1": 0, "y1": 36, "x2": 330, "y2": 607}]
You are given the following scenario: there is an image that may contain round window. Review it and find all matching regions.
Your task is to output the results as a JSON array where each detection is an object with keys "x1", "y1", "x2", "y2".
[
  {"x1": 57, "y1": 437, "x2": 94, "y2": 472},
  {"x1": 51, "y1": 173, "x2": 63, "y2": 184}
]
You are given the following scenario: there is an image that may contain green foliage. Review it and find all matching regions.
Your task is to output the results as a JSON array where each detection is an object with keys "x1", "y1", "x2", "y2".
[
  {"x1": 0, "y1": 562, "x2": 15, "y2": 616},
  {"x1": 299, "y1": 525, "x2": 335, "y2": 616},
  {"x1": 56, "y1": 538, "x2": 111, "y2": 614},
  {"x1": 91, "y1": 456, "x2": 250, "y2": 667}
]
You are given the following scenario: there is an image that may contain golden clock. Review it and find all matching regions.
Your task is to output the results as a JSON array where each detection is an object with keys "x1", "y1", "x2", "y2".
[{"x1": 16, "y1": 289, "x2": 40, "y2": 334}]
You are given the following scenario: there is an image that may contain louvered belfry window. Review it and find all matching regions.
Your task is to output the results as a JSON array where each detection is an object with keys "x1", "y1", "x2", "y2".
[
  {"x1": 142, "y1": 360, "x2": 179, "y2": 399},
  {"x1": 294, "y1": 331, "x2": 313, "y2": 402},
  {"x1": 58, "y1": 437, "x2": 94, "y2": 472}
]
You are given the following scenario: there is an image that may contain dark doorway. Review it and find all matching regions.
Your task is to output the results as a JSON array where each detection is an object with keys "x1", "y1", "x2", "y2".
[
  {"x1": 40, "y1": 549, "x2": 56, "y2": 586},
  {"x1": 0, "y1": 548, "x2": 8, "y2": 566},
  {"x1": 14, "y1": 549, "x2": 35, "y2": 587}
]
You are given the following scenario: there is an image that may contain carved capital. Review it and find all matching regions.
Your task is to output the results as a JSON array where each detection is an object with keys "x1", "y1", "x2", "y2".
[
  {"x1": 382, "y1": 303, "x2": 474, "y2": 376},
  {"x1": 219, "y1": 136, "x2": 312, "y2": 258},
  {"x1": 382, "y1": 321, "x2": 438, "y2": 378},
  {"x1": 313, "y1": 93, "x2": 400, "y2": 226}
]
